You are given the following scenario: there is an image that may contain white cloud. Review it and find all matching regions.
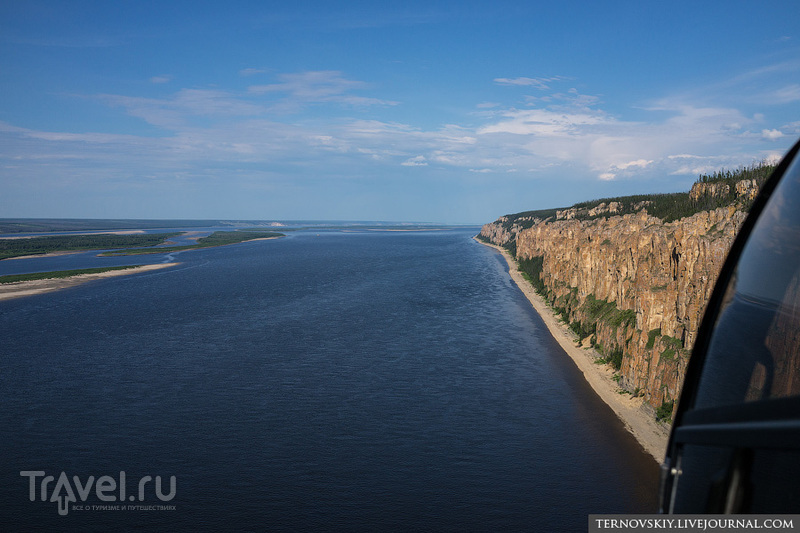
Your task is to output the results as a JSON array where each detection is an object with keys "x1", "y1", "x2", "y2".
[
  {"x1": 149, "y1": 75, "x2": 171, "y2": 84},
  {"x1": 401, "y1": 155, "x2": 427, "y2": 166},
  {"x1": 615, "y1": 159, "x2": 653, "y2": 170},
  {"x1": 4, "y1": 63, "x2": 797, "y2": 218},
  {"x1": 768, "y1": 84, "x2": 800, "y2": 104},
  {"x1": 782, "y1": 121, "x2": 800, "y2": 133},
  {"x1": 765, "y1": 152, "x2": 784, "y2": 165},
  {"x1": 478, "y1": 108, "x2": 613, "y2": 136},
  {"x1": 670, "y1": 165, "x2": 717, "y2": 176}
]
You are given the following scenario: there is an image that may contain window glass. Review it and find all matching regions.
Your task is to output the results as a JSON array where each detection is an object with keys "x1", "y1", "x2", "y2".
[{"x1": 694, "y1": 155, "x2": 800, "y2": 409}]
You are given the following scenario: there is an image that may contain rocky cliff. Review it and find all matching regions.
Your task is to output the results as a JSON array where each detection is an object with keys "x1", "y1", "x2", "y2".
[{"x1": 481, "y1": 165, "x2": 774, "y2": 419}]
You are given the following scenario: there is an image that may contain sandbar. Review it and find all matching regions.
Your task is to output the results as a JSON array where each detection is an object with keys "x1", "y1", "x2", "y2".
[
  {"x1": 0, "y1": 263, "x2": 179, "y2": 301},
  {"x1": 477, "y1": 238, "x2": 669, "y2": 462}
]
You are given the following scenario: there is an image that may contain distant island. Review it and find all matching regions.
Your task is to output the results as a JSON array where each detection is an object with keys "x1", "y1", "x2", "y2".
[
  {"x1": 0, "y1": 228, "x2": 285, "y2": 299},
  {"x1": 0, "y1": 230, "x2": 285, "y2": 261},
  {"x1": 0, "y1": 232, "x2": 182, "y2": 260},
  {"x1": 98, "y1": 230, "x2": 285, "y2": 256},
  {"x1": 0, "y1": 219, "x2": 286, "y2": 235}
]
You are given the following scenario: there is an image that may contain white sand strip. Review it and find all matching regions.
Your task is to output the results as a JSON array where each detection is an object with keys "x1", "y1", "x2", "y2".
[{"x1": 477, "y1": 238, "x2": 669, "y2": 462}]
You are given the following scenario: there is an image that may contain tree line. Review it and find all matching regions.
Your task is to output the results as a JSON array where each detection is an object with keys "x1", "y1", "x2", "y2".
[
  {"x1": 496, "y1": 161, "x2": 777, "y2": 231},
  {"x1": 0, "y1": 233, "x2": 181, "y2": 260}
]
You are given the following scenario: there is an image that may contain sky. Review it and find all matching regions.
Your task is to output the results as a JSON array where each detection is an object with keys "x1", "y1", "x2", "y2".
[{"x1": 1, "y1": 1, "x2": 800, "y2": 224}]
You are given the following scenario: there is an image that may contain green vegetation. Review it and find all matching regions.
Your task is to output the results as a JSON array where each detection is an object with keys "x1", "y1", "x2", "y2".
[
  {"x1": 646, "y1": 328, "x2": 662, "y2": 349},
  {"x1": 644, "y1": 328, "x2": 685, "y2": 361},
  {"x1": 100, "y1": 230, "x2": 284, "y2": 256},
  {"x1": 0, "y1": 265, "x2": 143, "y2": 284},
  {"x1": 659, "y1": 335, "x2": 684, "y2": 361},
  {"x1": 196, "y1": 230, "x2": 283, "y2": 246},
  {"x1": 499, "y1": 208, "x2": 561, "y2": 231},
  {"x1": 515, "y1": 256, "x2": 636, "y2": 372},
  {"x1": 0, "y1": 219, "x2": 223, "y2": 235},
  {"x1": 517, "y1": 256, "x2": 545, "y2": 293},
  {"x1": 0, "y1": 233, "x2": 181, "y2": 260},
  {"x1": 607, "y1": 346, "x2": 624, "y2": 370},
  {"x1": 697, "y1": 163, "x2": 773, "y2": 185},
  {"x1": 493, "y1": 161, "x2": 776, "y2": 236},
  {"x1": 582, "y1": 294, "x2": 636, "y2": 331},
  {"x1": 656, "y1": 400, "x2": 675, "y2": 422},
  {"x1": 570, "y1": 319, "x2": 595, "y2": 339},
  {"x1": 568, "y1": 162, "x2": 773, "y2": 222}
]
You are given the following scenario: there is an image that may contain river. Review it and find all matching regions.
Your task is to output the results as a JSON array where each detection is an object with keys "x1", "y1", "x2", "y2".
[{"x1": 0, "y1": 227, "x2": 657, "y2": 531}]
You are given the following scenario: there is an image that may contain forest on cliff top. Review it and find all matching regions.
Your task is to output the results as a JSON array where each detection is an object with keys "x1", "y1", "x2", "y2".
[{"x1": 498, "y1": 161, "x2": 775, "y2": 233}]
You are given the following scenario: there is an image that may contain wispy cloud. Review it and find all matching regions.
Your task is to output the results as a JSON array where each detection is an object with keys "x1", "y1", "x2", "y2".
[
  {"x1": 239, "y1": 68, "x2": 268, "y2": 77},
  {"x1": 477, "y1": 108, "x2": 614, "y2": 136},
  {"x1": 401, "y1": 155, "x2": 428, "y2": 166},
  {"x1": 3, "y1": 63, "x2": 796, "y2": 216},
  {"x1": 494, "y1": 76, "x2": 563, "y2": 90},
  {"x1": 149, "y1": 75, "x2": 172, "y2": 84},
  {"x1": 664, "y1": 59, "x2": 800, "y2": 108},
  {"x1": 97, "y1": 89, "x2": 267, "y2": 128},
  {"x1": 248, "y1": 71, "x2": 399, "y2": 109},
  {"x1": 763, "y1": 84, "x2": 800, "y2": 104},
  {"x1": 762, "y1": 128, "x2": 784, "y2": 140}
]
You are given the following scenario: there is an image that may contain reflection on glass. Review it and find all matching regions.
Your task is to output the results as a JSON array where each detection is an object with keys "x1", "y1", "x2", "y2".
[{"x1": 694, "y1": 156, "x2": 800, "y2": 408}]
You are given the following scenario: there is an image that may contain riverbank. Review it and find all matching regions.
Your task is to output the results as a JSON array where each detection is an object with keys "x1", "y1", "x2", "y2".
[
  {"x1": 0, "y1": 263, "x2": 179, "y2": 301},
  {"x1": 476, "y1": 238, "x2": 669, "y2": 462}
]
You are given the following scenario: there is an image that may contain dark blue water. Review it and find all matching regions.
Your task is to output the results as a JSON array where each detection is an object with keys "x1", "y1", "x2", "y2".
[{"x1": 0, "y1": 229, "x2": 657, "y2": 531}]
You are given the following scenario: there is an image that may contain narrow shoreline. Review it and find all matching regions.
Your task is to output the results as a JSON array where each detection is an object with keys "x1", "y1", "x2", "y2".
[
  {"x1": 6, "y1": 250, "x2": 85, "y2": 260},
  {"x1": 476, "y1": 237, "x2": 669, "y2": 462},
  {"x1": 0, "y1": 230, "x2": 146, "y2": 240},
  {"x1": 99, "y1": 234, "x2": 283, "y2": 256},
  {"x1": 0, "y1": 263, "x2": 180, "y2": 301}
]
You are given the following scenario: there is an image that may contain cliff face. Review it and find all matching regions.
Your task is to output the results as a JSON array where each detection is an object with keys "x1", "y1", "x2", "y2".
[{"x1": 481, "y1": 183, "x2": 760, "y2": 417}]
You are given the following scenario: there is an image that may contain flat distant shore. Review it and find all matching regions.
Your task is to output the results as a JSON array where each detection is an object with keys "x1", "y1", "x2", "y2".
[
  {"x1": 0, "y1": 230, "x2": 147, "y2": 240},
  {"x1": 476, "y1": 237, "x2": 669, "y2": 462},
  {"x1": 0, "y1": 263, "x2": 179, "y2": 301}
]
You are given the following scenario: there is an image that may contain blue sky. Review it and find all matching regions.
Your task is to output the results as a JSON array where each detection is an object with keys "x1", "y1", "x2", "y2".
[{"x1": 1, "y1": 1, "x2": 799, "y2": 224}]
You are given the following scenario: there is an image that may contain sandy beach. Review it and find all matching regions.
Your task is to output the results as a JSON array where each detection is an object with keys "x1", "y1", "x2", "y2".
[
  {"x1": 477, "y1": 238, "x2": 669, "y2": 462},
  {"x1": 0, "y1": 263, "x2": 179, "y2": 301}
]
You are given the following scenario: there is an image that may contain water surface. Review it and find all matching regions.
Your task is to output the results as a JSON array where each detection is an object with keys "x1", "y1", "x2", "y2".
[{"x1": 0, "y1": 228, "x2": 657, "y2": 531}]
